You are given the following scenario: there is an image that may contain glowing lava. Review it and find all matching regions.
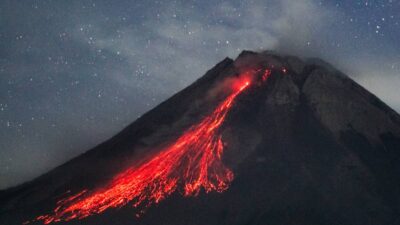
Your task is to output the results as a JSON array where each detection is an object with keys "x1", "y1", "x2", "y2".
[{"x1": 32, "y1": 75, "x2": 253, "y2": 224}]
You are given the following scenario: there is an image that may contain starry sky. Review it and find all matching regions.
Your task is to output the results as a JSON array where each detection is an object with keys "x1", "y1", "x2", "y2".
[{"x1": 0, "y1": 0, "x2": 399, "y2": 189}]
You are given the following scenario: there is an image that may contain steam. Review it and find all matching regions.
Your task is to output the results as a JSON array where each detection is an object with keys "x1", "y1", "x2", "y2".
[{"x1": 90, "y1": 0, "x2": 399, "y2": 112}]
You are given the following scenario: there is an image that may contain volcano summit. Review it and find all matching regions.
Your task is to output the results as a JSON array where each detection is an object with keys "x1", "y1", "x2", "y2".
[{"x1": 1, "y1": 51, "x2": 400, "y2": 225}]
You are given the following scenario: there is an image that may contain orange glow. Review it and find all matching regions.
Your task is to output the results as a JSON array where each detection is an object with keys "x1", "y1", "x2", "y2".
[{"x1": 31, "y1": 73, "x2": 253, "y2": 224}]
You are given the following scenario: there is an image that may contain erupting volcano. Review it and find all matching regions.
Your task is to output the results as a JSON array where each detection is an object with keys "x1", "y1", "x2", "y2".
[
  {"x1": 31, "y1": 71, "x2": 260, "y2": 224},
  {"x1": 2, "y1": 51, "x2": 400, "y2": 225}
]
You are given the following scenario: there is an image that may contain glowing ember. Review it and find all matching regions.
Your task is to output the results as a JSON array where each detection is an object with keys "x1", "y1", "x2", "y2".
[
  {"x1": 262, "y1": 69, "x2": 271, "y2": 81},
  {"x1": 31, "y1": 74, "x2": 254, "y2": 224}
]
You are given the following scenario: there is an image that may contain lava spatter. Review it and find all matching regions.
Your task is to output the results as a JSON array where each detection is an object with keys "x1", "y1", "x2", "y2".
[{"x1": 31, "y1": 70, "x2": 269, "y2": 224}]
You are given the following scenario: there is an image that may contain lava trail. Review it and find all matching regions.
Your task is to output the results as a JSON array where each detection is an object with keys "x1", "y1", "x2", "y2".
[{"x1": 32, "y1": 74, "x2": 255, "y2": 224}]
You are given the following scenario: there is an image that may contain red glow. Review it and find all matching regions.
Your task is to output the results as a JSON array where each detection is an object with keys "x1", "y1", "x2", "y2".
[
  {"x1": 262, "y1": 69, "x2": 272, "y2": 81},
  {"x1": 31, "y1": 75, "x2": 252, "y2": 224}
]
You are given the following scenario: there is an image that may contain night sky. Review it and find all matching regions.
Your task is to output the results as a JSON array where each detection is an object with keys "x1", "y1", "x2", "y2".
[{"x1": 0, "y1": 0, "x2": 399, "y2": 189}]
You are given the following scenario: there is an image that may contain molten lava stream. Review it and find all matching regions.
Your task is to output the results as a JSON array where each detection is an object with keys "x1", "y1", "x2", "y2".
[{"x1": 33, "y1": 76, "x2": 252, "y2": 224}]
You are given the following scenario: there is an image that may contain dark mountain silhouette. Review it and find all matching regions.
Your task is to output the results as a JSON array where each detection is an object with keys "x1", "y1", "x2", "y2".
[{"x1": 1, "y1": 51, "x2": 400, "y2": 225}]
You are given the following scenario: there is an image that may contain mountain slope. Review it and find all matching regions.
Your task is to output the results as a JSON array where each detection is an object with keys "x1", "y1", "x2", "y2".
[{"x1": 1, "y1": 51, "x2": 400, "y2": 225}]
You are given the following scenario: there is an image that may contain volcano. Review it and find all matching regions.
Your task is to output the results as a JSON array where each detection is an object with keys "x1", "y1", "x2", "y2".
[{"x1": 1, "y1": 51, "x2": 400, "y2": 225}]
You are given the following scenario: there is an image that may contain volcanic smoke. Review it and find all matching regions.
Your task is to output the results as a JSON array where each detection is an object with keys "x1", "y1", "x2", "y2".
[{"x1": 31, "y1": 69, "x2": 269, "y2": 224}]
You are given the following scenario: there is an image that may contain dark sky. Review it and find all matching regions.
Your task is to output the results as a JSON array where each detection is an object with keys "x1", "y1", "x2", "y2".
[{"x1": 0, "y1": 0, "x2": 399, "y2": 189}]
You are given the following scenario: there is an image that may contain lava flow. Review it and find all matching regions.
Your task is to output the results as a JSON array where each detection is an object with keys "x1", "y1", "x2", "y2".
[{"x1": 31, "y1": 73, "x2": 257, "y2": 224}]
